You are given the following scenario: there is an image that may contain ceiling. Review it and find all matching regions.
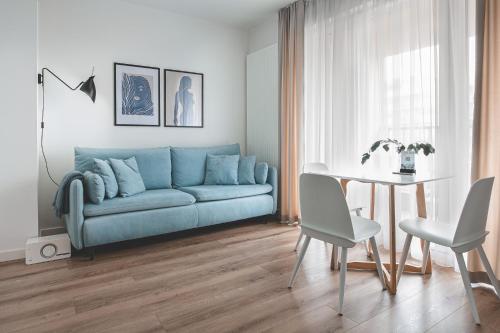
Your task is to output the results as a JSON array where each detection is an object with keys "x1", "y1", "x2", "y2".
[{"x1": 122, "y1": 0, "x2": 291, "y2": 29}]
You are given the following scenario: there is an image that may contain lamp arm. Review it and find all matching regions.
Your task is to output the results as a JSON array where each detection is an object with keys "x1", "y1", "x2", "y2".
[{"x1": 39, "y1": 67, "x2": 84, "y2": 90}]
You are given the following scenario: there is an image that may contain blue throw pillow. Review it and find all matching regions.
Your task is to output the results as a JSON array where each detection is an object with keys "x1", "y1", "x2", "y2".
[
  {"x1": 83, "y1": 171, "x2": 105, "y2": 204},
  {"x1": 109, "y1": 157, "x2": 146, "y2": 197},
  {"x1": 238, "y1": 155, "x2": 256, "y2": 185},
  {"x1": 255, "y1": 162, "x2": 269, "y2": 185},
  {"x1": 204, "y1": 154, "x2": 239, "y2": 185},
  {"x1": 93, "y1": 158, "x2": 119, "y2": 199}
]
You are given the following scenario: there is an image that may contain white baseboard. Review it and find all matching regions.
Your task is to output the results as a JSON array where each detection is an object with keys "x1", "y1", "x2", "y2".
[{"x1": 0, "y1": 248, "x2": 25, "y2": 262}]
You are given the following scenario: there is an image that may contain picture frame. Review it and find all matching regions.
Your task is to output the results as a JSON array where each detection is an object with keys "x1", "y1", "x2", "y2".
[
  {"x1": 114, "y1": 63, "x2": 160, "y2": 127},
  {"x1": 164, "y1": 69, "x2": 204, "y2": 128}
]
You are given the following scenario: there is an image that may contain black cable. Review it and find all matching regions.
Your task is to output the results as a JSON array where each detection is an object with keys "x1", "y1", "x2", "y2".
[{"x1": 40, "y1": 78, "x2": 59, "y2": 187}]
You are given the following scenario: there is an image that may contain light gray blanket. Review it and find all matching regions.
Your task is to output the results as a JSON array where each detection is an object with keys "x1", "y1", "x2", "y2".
[{"x1": 52, "y1": 171, "x2": 84, "y2": 218}]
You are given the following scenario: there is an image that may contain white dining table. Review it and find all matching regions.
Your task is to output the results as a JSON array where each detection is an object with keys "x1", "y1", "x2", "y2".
[{"x1": 323, "y1": 170, "x2": 451, "y2": 294}]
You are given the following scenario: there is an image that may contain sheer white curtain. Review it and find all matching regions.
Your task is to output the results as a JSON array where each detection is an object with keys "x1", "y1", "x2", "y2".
[{"x1": 303, "y1": 0, "x2": 476, "y2": 266}]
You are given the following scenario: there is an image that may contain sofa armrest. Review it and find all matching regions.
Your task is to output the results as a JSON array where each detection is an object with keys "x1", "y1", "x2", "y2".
[
  {"x1": 267, "y1": 166, "x2": 278, "y2": 215},
  {"x1": 63, "y1": 179, "x2": 85, "y2": 249}
]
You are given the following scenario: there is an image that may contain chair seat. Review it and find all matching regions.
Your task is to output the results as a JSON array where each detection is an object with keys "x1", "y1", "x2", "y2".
[
  {"x1": 399, "y1": 218, "x2": 455, "y2": 247},
  {"x1": 303, "y1": 216, "x2": 380, "y2": 245},
  {"x1": 351, "y1": 216, "x2": 381, "y2": 242}
]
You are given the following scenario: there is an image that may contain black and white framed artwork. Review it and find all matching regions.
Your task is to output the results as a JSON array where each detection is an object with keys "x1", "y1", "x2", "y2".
[
  {"x1": 164, "y1": 69, "x2": 203, "y2": 128},
  {"x1": 114, "y1": 63, "x2": 160, "y2": 126}
]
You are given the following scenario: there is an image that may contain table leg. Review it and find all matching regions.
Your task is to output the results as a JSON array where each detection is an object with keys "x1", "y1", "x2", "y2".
[
  {"x1": 388, "y1": 184, "x2": 397, "y2": 294},
  {"x1": 416, "y1": 183, "x2": 432, "y2": 274},
  {"x1": 366, "y1": 183, "x2": 376, "y2": 257},
  {"x1": 331, "y1": 179, "x2": 350, "y2": 270}
]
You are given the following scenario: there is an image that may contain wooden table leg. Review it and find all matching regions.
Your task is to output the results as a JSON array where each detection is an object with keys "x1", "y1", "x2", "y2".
[
  {"x1": 366, "y1": 183, "x2": 376, "y2": 257},
  {"x1": 330, "y1": 246, "x2": 338, "y2": 270},
  {"x1": 388, "y1": 184, "x2": 397, "y2": 294},
  {"x1": 416, "y1": 183, "x2": 432, "y2": 274},
  {"x1": 370, "y1": 183, "x2": 376, "y2": 220},
  {"x1": 331, "y1": 179, "x2": 350, "y2": 270}
]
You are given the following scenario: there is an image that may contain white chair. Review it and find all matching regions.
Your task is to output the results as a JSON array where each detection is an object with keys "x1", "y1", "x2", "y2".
[
  {"x1": 397, "y1": 177, "x2": 499, "y2": 325},
  {"x1": 295, "y1": 162, "x2": 363, "y2": 252},
  {"x1": 288, "y1": 173, "x2": 386, "y2": 315}
]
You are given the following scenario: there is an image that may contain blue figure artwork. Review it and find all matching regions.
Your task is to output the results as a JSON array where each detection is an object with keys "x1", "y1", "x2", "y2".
[
  {"x1": 174, "y1": 76, "x2": 194, "y2": 126},
  {"x1": 122, "y1": 73, "x2": 154, "y2": 115}
]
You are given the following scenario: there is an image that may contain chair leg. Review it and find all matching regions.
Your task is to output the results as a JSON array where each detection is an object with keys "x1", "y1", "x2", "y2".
[
  {"x1": 397, "y1": 234, "x2": 412, "y2": 284},
  {"x1": 421, "y1": 240, "x2": 431, "y2": 275},
  {"x1": 294, "y1": 230, "x2": 304, "y2": 252},
  {"x1": 338, "y1": 247, "x2": 348, "y2": 315},
  {"x1": 288, "y1": 235, "x2": 311, "y2": 288},
  {"x1": 456, "y1": 252, "x2": 481, "y2": 325},
  {"x1": 477, "y1": 245, "x2": 500, "y2": 298},
  {"x1": 369, "y1": 237, "x2": 386, "y2": 290},
  {"x1": 354, "y1": 208, "x2": 372, "y2": 257}
]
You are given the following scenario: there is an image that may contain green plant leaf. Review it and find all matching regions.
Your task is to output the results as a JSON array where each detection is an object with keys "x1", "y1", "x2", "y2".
[
  {"x1": 397, "y1": 145, "x2": 406, "y2": 154},
  {"x1": 407, "y1": 144, "x2": 415, "y2": 152},
  {"x1": 361, "y1": 153, "x2": 370, "y2": 165},
  {"x1": 370, "y1": 141, "x2": 381, "y2": 152},
  {"x1": 422, "y1": 143, "x2": 431, "y2": 156},
  {"x1": 382, "y1": 144, "x2": 390, "y2": 152}
]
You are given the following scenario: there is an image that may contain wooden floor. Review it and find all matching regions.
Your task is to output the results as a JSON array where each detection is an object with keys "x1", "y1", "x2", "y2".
[{"x1": 1, "y1": 221, "x2": 499, "y2": 333}]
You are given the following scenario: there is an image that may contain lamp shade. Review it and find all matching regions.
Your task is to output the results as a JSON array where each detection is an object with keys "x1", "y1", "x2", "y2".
[{"x1": 80, "y1": 75, "x2": 96, "y2": 102}]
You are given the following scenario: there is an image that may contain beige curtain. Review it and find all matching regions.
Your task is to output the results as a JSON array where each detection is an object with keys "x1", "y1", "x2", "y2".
[
  {"x1": 469, "y1": 0, "x2": 500, "y2": 283},
  {"x1": 279, "y1": 0, "x2": 305, "y2": 223}
]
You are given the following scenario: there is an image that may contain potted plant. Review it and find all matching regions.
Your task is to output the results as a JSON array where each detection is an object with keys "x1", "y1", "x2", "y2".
[{"x1": 361, "y1": 138, "x2": 435, "y2": 174}]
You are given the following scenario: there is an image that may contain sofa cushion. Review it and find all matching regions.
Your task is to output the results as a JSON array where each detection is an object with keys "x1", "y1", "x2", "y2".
[
  {"x1": 109, "y1": 157, "x2": 146, "y2": 197},
  {"x1": 83, "y1": 171, "x2": 105, "y2": 204},
  {"x1": 204, "y1": 154, "x2": 239, "y2": 185},
  {"x1": 75, "y1": 147, "x2": 172, "y2": 190},
  {"x1": 171, "y1": 144, "x2": 240, "y2": 187},
  {"x1": 93, "y1": 158, "x2": 119, "y2": 199},
  {"x1": 83, "y1": 189, "x2": 195, "y2": 217},
  {"x1": 238, "y1": 155, "x2": 256, "y2": 185},
  {"x1": 179, "y1": 184, "x2": 272, "y2": 202},
  {"x1": 83, "y1": 205, "x2": 198, "y2": 247},
  {"x1": 255, "y1": 162, "x2": 269, "y2": 185}
]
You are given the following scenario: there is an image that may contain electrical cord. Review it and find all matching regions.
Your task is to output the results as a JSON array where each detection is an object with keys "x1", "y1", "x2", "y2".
[{"x1": 40, "y1": 80, "x2": 59, "y2": 187}]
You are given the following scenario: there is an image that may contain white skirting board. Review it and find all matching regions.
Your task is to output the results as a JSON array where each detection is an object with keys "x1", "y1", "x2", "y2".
[{"x1": 0, "y1": 248, "x2": 24, "y2": 262}]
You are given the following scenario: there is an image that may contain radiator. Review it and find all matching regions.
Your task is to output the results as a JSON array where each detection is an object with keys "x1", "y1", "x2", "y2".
[{"x1": 246, "y1": 43, "x2": 279, "y2": 169}]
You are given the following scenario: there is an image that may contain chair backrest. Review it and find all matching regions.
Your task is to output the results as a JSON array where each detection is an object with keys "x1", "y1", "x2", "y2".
[
  {"x1": 453, "y1": 177, "x2": 495, "y2": 246},
  {"x1": 299, "y1": 173, "x2": 354, "y2": 239},
  {"x1": 303, "y1": 162, "x2": 329, "y2": 173}
]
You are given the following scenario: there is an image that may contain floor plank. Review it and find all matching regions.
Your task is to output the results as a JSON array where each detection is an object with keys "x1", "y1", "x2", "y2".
[{"x1": 0, "y1": 221, "x2": 497, "y2": 333}]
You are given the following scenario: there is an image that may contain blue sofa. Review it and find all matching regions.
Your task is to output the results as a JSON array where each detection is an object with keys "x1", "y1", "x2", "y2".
[{"x1": 63, "y1": 143, "x2": 278, "y2": 250}]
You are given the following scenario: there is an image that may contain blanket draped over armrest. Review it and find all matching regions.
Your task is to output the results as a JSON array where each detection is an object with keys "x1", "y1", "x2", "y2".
[{"x1": 53, "y1": 171, "x2": 84, "y2": 218}]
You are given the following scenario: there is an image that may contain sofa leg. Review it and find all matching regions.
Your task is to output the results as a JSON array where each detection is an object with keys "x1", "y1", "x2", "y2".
[{"x1": 87, "y1": 247, "x2": 95, "y2": 261}]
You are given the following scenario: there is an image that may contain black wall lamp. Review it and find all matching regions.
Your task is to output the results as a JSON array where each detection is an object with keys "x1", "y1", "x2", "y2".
[{"x1": 38, "y1": 67, "x2": 97, "y2": 186}]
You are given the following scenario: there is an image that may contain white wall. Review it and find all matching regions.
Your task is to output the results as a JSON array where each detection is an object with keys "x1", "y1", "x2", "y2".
[
  {"x1": 247, "y1": 15, "x2": 279, "y2": 54},
  {"x1": 0, "y1": 0, "x2": 39, "y2": 260},
  {"x1": 38, "y1": 0, "x2": 248, "y2": 230}
]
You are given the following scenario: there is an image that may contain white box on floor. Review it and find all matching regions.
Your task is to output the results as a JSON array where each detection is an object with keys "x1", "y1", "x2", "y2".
[{"x1": 25, "y1": 233, "x2": 71, "y2": 264}]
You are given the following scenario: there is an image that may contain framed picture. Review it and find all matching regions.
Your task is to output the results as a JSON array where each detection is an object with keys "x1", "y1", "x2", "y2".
[
  {"x1": 164, "y1": 69, "x2": 203, "y2": 128},
  {"x1": 114, "y1": 63, "x2": 160, "y2": 126}
]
